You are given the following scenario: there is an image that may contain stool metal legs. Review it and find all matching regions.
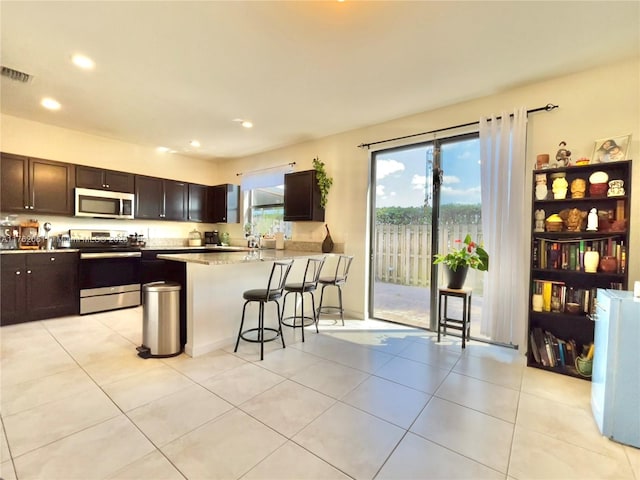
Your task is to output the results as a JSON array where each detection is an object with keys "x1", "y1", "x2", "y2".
[
  {"x1": 316, "y1": 283, "x2": 346, "y2": 326},
  {"x1": 281, "y1": 290, "x2": 319, "y2": 342},
  {"x1": 234, "y1": 299, "x2": 286, "y2": 361}
]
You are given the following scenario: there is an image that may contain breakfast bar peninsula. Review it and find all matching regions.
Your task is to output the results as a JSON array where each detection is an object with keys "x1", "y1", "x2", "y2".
[{"x1": 157, "y1": 249, "x2": 324, "y2": 357}]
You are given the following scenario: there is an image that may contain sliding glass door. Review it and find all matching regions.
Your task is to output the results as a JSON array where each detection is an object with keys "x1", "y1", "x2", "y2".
[
  {"x1": 370, "y1": 134, "x2": 487, "y2": 338},
  {"x1": 370, "y1": 143, "x2": 434, "y2": 329}
]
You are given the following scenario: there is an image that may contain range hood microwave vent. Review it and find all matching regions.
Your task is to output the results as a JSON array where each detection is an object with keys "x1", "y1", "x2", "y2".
[{"x1": 1, "y1": 66, "x2": 33, "y2": 83}]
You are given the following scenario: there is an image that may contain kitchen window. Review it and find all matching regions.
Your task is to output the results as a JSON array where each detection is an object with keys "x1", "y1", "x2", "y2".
[
  {"x1": 241, "y1": 165, "x2": 293, "y2": 238},
  {"x1": 244, "y1": 185, "x2": 291, "y2": 238}
]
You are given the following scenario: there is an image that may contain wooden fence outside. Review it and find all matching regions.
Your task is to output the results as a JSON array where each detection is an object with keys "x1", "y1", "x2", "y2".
[{"x1": 374, "y1": 223, "x2": 484, "y2": 290}]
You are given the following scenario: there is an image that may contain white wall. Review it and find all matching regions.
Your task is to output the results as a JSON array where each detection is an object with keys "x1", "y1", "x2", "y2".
[{"x1": 2, "y1": 58, "x2": 639, "y2": 337}]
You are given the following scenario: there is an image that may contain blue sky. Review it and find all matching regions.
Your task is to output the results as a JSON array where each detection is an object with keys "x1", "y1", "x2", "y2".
[{"x1": 375, "y1": 138, "x2": 481, "y2": 208}]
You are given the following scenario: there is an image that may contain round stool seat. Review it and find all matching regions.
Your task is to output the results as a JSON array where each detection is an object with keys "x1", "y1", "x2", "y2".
[
  {"x1": 284, "y1": 283, "x2": 317, "y2": 293},
  {"x1": 243, "y1": 289, "x2": 283, "y2": 302}
]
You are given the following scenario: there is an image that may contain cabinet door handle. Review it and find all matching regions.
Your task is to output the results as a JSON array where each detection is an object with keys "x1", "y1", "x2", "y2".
[
  {"x1": 24, "y1": 205, "x2": 29, "y2": 209},
  {"x1": 27, "y1": 270, "x2": 32, "y2": 274},
  {"x1": 15, "y1": 271, "x2": 21, "y2": 275},
  {"x1": 30, "y1": 206, "x2": 34, "y2": 209},
  {"x1": 50, "y1": 257, "x2": 56, "y2": 261},
  {"x1": 105, "y1": 184, "x2": 109, "y2": 188}
]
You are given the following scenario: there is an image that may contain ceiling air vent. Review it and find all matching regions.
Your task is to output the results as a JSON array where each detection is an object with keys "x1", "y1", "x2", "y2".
[{"x1": 1, "y1": 66, "x2": 33, "y2": 83}]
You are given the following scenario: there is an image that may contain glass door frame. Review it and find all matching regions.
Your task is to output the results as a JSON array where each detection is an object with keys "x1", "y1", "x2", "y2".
[{"x1": 367, "y1": 132, "x2": 480, "y2": 332}]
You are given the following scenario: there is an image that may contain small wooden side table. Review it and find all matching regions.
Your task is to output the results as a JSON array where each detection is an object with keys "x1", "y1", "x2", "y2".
[{"x1": 437, "y1": 287, "x2": 472, "y2": 348}]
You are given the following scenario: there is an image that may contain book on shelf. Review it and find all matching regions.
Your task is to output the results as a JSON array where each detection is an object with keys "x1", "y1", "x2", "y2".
[
  {"x1": 529, "y1": 328, "x2": 579, "y2": 370},
  {"x1": 532, "y1": 238, "x2": 626, "y2": 274},
  {"x1": 531, "y1": 280, "x2": 596, "y2": 315},
  {"x1": 529, "y1": 331, "x2": 541, "y2": 364}
]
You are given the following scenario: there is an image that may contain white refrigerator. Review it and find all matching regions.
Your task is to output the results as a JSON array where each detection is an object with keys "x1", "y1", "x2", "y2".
[{"x1": 591, "y1": 289, "x2": 640, "y2": 448}]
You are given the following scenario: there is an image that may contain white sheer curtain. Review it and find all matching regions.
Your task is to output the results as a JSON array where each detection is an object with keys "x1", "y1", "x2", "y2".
[
  {"x1": 240, "y1": 164, "x2": 293, "y2": 191},
  {"x1": 479, "y1": 108, "x2": 528, "y2": 347}
]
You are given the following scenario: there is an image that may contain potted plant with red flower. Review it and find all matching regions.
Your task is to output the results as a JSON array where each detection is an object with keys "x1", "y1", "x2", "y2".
[{"x1": 433, "y1": 234, "x2": 489, "y2": 289}]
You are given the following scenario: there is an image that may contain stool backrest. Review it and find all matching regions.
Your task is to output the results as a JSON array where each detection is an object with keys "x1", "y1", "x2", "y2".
[
  {"x1": 266, "y1": 259, "x2": 294, "y2": 297},
  {"x1": 302, "y1": 256, "x2": 327, "y2": 289},
  {"x1": 328, "y1": 255, "x2": 353, "y2": 284}
]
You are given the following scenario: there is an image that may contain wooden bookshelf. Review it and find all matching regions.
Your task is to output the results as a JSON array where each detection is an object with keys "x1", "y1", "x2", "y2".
[{"x1": 527, "y1": 160, "x2": 631, "y2": 379}]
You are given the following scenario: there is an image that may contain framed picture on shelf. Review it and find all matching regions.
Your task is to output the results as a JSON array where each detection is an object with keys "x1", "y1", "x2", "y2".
[{"x1": 591, "y1": 134, "x2": 631, "y2": 163}]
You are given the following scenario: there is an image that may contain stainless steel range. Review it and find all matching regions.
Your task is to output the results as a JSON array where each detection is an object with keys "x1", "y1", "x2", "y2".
[{"x1": 71, "y1": 229, "x2": 142, "y2": 314}]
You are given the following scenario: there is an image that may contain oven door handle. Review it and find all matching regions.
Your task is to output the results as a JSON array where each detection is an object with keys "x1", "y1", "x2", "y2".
[{"x1": 80, "y1": 252, "x2": 142, "y2": 259}]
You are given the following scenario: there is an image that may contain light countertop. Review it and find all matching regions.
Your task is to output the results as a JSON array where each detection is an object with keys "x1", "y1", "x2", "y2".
[
  {"x1": 142, "y1": 245, "x2": 250, "y2": 252},
  {"x1": 157, "y1": 249, "x2": 324, "y2": 266}
]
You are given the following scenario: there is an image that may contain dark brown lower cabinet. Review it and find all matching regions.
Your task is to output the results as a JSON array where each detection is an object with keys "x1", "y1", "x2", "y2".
[{"x1": 0, "y1": 252, "x2": 79, "y2": 325}]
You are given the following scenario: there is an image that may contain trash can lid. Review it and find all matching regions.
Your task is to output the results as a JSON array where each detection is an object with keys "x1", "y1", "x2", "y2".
[{"x1": 143, "y1": 281, "x2": 181, "y2": 292}]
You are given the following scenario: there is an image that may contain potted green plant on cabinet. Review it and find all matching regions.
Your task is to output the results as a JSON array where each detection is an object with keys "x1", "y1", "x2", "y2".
[{"x1": 312, "y1": 157, "x2": 333, "y2": 209}]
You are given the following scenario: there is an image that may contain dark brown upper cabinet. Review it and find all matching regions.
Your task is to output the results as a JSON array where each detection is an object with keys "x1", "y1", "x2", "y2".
[
  {"x1": 188, "y1": 183, "x2": 208, "y2": 222},
  {"x1": 208, "y1": 184, "x2": 240, "y2": 223},
  {"x1": 135, "y1": 175, "x2": 188, "y2": 221},
  {"x1": 76, "y1": 165, "x2": 135, "y2": 193},
  {"x1": 283, "y1": 170, "x2": 324, "y2": 222},
  {"x1": 1, "y1": 152, "x2": 75, "y2": 215}
]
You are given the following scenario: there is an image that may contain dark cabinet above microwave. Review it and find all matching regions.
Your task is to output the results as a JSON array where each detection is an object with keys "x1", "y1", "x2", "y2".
[
  {"x1": 76, "y1": 166, "x2": 135, "y2": 193},
  {"x1": 283, "y1": 170, "x2": 324, "y2": 222}
]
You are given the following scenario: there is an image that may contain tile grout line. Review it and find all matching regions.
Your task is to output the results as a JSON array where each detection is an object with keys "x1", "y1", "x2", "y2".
[{"x1": 37, "y1": 314, "x2": 194, "y2": 479}]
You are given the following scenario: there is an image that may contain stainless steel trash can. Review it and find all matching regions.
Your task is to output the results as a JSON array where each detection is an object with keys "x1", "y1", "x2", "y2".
[{"x1": 137, "y1": 281, "x2": 181, "y2": 358}]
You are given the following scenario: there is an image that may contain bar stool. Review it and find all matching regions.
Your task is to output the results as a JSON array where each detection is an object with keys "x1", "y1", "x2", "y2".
[
  {"x1": 316, "y1": 255, "x2": 354, "y2": 326},
  {"x1": 281, "y1": 256, "x2": 326, "y2": 342},
  {"x1": 437, "y1": 287, "x2": 472, "y2": 348},
  {"x1": 234, "y1": 259, "x2": 294, "y2": 360}
]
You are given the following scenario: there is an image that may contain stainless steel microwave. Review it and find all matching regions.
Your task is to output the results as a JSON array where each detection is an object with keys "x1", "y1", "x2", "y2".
[{"x1": 75, "y1": 188, "x2": 135, "y2": 219}]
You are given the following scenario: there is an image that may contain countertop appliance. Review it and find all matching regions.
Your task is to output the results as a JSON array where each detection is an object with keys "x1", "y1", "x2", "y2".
[
  {"x1": 591, "y1": 289, "x2": 639, "y2": 448},
  {"x1": 204, "y1": 231, "x2": 221, "y2": 246},
  {"x1": 57, "y1": 233, "x2": 71, "y2": 248},
  {"x1": 75, "y1": 187, "x2": 135, "y2": 219},
  {"x1": 71, "y1": 229, "x2": 141, "y2": 314}
]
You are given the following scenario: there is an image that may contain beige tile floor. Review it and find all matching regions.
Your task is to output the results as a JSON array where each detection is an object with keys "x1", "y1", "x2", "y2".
[{"x1": 1, "y1": 307, "x2": 638, "y2": 480}]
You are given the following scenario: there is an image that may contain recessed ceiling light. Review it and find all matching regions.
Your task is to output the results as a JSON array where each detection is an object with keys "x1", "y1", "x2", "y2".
[
  {"x1": 71, "y1": 54, "x2": 95, "y2": 70},
  {"x1": 41, "y1": 97, "x2": 61, "y2": 110},
  {"x1": 232, "y1": 118, "x2": 253, "y2": 128},
  {"x1": 189, "y1": 140, "x2": 201, "y2": 148},
  {"x1": 156, "y1": 146, "x2": 170, "y2": 153}
]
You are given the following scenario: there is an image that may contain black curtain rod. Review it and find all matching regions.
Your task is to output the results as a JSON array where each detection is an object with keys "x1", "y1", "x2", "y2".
[{"x1": 357, "y1": 103, "x2": 559, "y2": 150}]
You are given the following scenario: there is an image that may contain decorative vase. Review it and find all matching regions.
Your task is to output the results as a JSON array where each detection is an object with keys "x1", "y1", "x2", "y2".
[
  {"x1": 321, "y1": 224, "x2": 334, "y2": 253},
  {"x1": 445, "y1": 265, "x2": 468, "y2": 289},
  {"x1": 599, "y1": 256, "x2": 617, "y2": 273},
  {"x1": 584, "y1": 251, "x2": 599, "y2": 273}
]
